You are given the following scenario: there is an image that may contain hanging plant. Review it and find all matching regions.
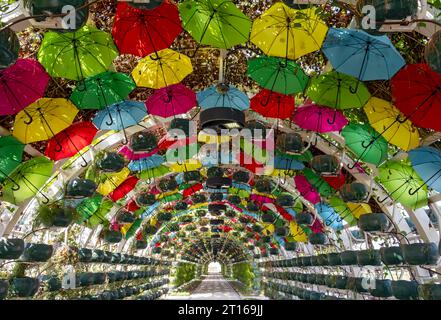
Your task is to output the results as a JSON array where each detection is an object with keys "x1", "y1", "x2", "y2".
[
  {"x1": 136, "y1": 193, "x2": 156, "y2": 206},
  {"x1": 10, "y1": 277, "x2": 39, "y2": 298},
  {"x1": 180, "y1": 215, "x2": 193, "y2": 223},
  {"x1": 356, "y1": 249, "x2": 381, "y2": 266},
  {"x1": 275, "y1": 226, "x2": 288, "y2": 237},
  {"x1": 401, "y1": 243, "x2": 439, "y2": 265},
  {"x1": 340, "y1": 182, "x2": 369, "y2": 202},
  {"x1": 130, "y1": 131, "x2": 158, "y2": 152},
  {"x1": 340, "y1": 250, "x2": 358, "y2": 265},
  {"x1": 225, "y1": 210, "x2": 236, "y2": 218},
  {"x1": 35, "y1": 201, "x2": 77, "y2": 228},
  {"x1": 276, "y1": 133, "x2": 304, "y2": 154},
  {"x1": 66, "y1": 178, "x2": 97, "y2": 198},
  {"x1": 158, "y1": 177, "x2": 178, "y2": 192},
  {"x1": 392, "y1": 280, "x2": 419, "y2": 300},
  {"x1": 169, "y1": 118, "x2": 191, "y2": 136},
  {"x1": 227, "y1": 195, "x2": 241, "y2": 205},
  {"x1": 168, "y1": 223, "x2": 180, "y2": 232},
  {"x1": 210, "y1": 193, "x2": 224, "y2": 202},
  {"x1": 269, "y1": 247, "x2": 279, "y2": 255},
  {"x1": 103, "y1": 230, "x2": 123, "y2": 243},
  {"x1": 285, "y1": 242, "x2": 297, "y2": 251},
  {"x1": 295, "y1": 212, "x2": 313, "y2": 225},
  {"x1": 254, "y1": 178, "x2": 273, "y2": 193},
  {"x1": 152, "y1": 247, "x2": 162, "y2": 254},
  {"x1": 247, "y1": 201, "x2": 260, "y2": 212},
  {"x1": 358, "y1": 213, "x2": 390, "y2": 232},
  {"x1": 311, "y1": 155, "x2": 340, "y2": 176},
  {"x1": 252, "y1": 224, "x2": 262, "y2": 233},
  {"x1": 96, "y1": 152, "x2": 126, "y2": 172},
  {"x1": 261, "y1": 212, "x2": 276, "y2": 223},
  {"x1": 157, "y1": 212, "x2": 172, "y2": 222},
  {"x1": 196, "y1": 210, "x2": 207, "y2": 217},
  {"x1": 207, "y1": 166, "x2": 225, "y2": 178},
  {"x1": 20, "y1": 243, "x2": 53, "y2": 262},
  {"x1": 232, "y1": 171, "x2": 250, "y2": 184},
  {"x1": 191, "y1": 193, "x2": 207, "y2": 204},
  {"x1": 174, "y1": 201, "x2": 188, "y2": 211},
  {"x1": 117, "y1": 210, "x2": 135, "y2": 223},
  {"x1": 183, "y1": 171, "x2": 202, "y2": 183},
  {"x1": 308, "y1": 232, "x2": 327, "y2": 245},
  {"x1": 144, "y1": 224, "x2": 158, "y2": 235},
  {"x1": 276, "y1": 194, "x2": 294, "y2": 207}
]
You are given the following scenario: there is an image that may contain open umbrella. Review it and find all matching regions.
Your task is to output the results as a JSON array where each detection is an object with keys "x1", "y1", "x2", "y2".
[
  {"x1": 112, "y1": 1, "x2": 182, "y2": 57},
  {"x1": 392, "y1": 63, "x2": 441, "y2": 132},
  {"x1": 1, "y1": 156, "x2": 54, "y2": 204},
  {"x1": 409, "y1": 146, "x2": 441, "y2": 193},
  {"x1": 97, "y1": 167, "x2": 131, "y2": 196},
  {"x1": 132, "y1": 49, "x2": 193, "y2": 89},
  {"x1": 0, "y1": 59, "x2": 50, "y2": 116},
  {"x1": 197, "y1": 83, "x2": 249, "y2": 111},
  {"x1": 37, "y1": 25, "x2": 118, "y2": 81},
  {"x1": 376, "y1": 160, "x2": 427, "y2": 209},
  {"x1": 118, "y1": 145, "x2": 157, "y2": 161},
  {"x1": 250, "y1": 3, "x2": 328, "y2": 60},
  {"x1": 128, "y1": 155, "x2": 165, "y2": 172},
  {"x1": 146, "y1": 84, "x2": 196, "y2": 117},
  {"x1": 45, "y1": 121, "x2": 98, "y2": 166},
  {"x1": 364, "y1": 97, "x2": 419, "y2": 151},
  {"x1": 341, "y1": 123, "x2": 388, "y2": 168},
  {"x1": 13, "y1": 98, "x2": 79, "y2": 144},
  {"x1": 138, "y1": 165, "x2": 171, "y2": 181},
  {"x1": 109, "y1": 175, "x2": 139, "y2": 202},
  {"x1": 293, "y1": 103, "x2": 348, "y2": 133},
  {"x1": 248, "y1": 56, "x2": 309, "y2": 95},
  {"x1": 303, "y1": 168, "x2": 334, "y2": 198},
  {"x1": 294, "y1": 175, "x2": 320, "y2": 204},
  {"x1": 0, "y1": 135, "x2": 24, "y2": 183},
  {"x1": 315, "y1": 202, "x2": 344, "y2": 230},
  {"x1": 70, "y1": 71, "x2": 136, "y2": 110},
  {"x1": 179, "y1": 0, "x2": 251, "y2": 50},
  {"x1": 328, "y1": 196, "x2": 358, "y2": 226},
  {"x1": 250, "y1": 89, "x2": 294, "y2": 119}
]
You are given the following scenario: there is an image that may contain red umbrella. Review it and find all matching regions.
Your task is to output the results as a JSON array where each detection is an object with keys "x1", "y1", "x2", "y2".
[
  {"x1": 109, "y1": 176, "x2": 139, "y2": 202},
  {"x1": 112, "y1": 1, "x2": 182, "y2": 57},
  {"x1": 45, "y1": 122, "x2": 97, "y2": 165},
  {"x1": 183, "y1": 183, "x2": 203, "y2": 198},
  {"x1": 126, "y1": 198, "x2": 140, "y2": 212},
  {"x1": 322, "y1": 171, "x2": 346, "y2": 190},
  {"x1": 250, "y1": 89, "x2": 295, "y2": 119},
  {"x1": 392, "y1": 63, "x2": 441, "y2": 131}
]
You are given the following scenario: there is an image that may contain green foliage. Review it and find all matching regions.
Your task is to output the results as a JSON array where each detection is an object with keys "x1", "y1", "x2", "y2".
[
  {"x1": 232, "y1": 262, "x2": 255, "y2": 289},
  {"x1": 174, "y1": 263, "x2": 196, "y2": 287}
]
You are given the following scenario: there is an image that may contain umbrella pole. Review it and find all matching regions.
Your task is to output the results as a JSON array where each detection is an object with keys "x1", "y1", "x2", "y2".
[
  {"x1": 63, "y1": 132, "x2": 89, "y2": 167},
  {"x1": 116, "y1": 107, "x2": 129, "y2": 145},
  {"x1": 408, "y1": 167, "x2": 441, "y2": 195},
  {"x1": 37, "y1": 109, "x2": 64, "y2": 151},
  {"x1": 349, "y1": 44, "x2": 370, "y2": 94},
  {"x1": 1, "y1": 169, "x2": 21, "y2": 191},
  {"x1": 20, "y1": 174, "x2": 50, "y2": 204},
  {"x1": 186, "y1": 14, "x2": 215, "y2": 59}
]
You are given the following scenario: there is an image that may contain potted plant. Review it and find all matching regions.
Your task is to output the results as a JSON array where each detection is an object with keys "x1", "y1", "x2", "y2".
[
  {"x1": 380, "y1": 246, "x2": 404, "y2": 265},
  {"x1": 10, "y1": 277, "x2": 39, "y2": 297},
  {"x1": 93, "y1": 272, "x2": 106, "y2": 285},
  {"x1": 96, "y1": 152, "x2": 125, "y2": 172},
  {"x1": 76, "y1": 272, "x2": 95, "y2": 287},
  {"x1": 340, "y1": 250, "x2": 358, "y2": 265},
  {"x1": 192, "y1": 193, "x2": 207, "y2": 204},
  {"x1": 247, "y1": 201, "x2": 260, "y2": 212},
  {"x1": 20, "y1": 243, "x2": 53, "y2": 262},
  {"x1": 227, "y1": 195, "x2": 241, "y2": 205},
  {"x1": 254, "y1": 178, "x2": 273, "y2": 193},
  {"x1": 418, "y1": 283, "x2": 441, "y2": 300},
  {"x1": 358, "y1": 213, "x2": 390, "y2": 232},
  {"x1": 157, "y1": 212, "x2": 172, "y2": 222},
  {"x1": 233, "y1": 171, "x2": 250, "y2": 184},
  {"x1": 285, "y1": 242, "x2": 297, "y2": 251},
  {"x1": 391, "y1": 280, "x2": 419, "y2": 300},
  {"x1": 103, "y1": 230, "x2": 123, "y2": 244},
  {"x1": 261, "y1": 212, "x2": 275, "y2": 223},
  {"x1": 327, "y1": 252, "x2": 342, "y2": 266},
  {"x1": 0, "y1": 238, "x2": 24, "y2": 260},
  {"x1": 356, "y1": 249, "x2": 381, "y2": 266},
  {"x1": 90, "y1": 249, "x2": 105, "y2": 262},
  {"x1": 41, "y1": 275, "x2": 61, "y2": 292},
  {"x1": 169, "y1": 118, "x2": 190, "y2": 136},
  {"x1": 276, "y1": 226, "x2": 288, "y2": 237},
  {"x1": 276, "y1": 194, "x2": 294, "y2": 208},
  {"x1": 308, "y1": 232, "x2": 327, "y2": 245},
  {"x1": 295, "y1": 212, "x2": 313, "y2": 225},
  {"x1": 136, "y1": 193, "x2": 156, "y2": 206},
  {"x1": 401, "y1": 243, "x2": 440, "y2": 265},
  {"x1": 0, "y1": 27, "x2": 19, "y2": 69},
  {"x1": 66, "y1": 178, "x2": 97, "y2": 198},
  {"x1": 110, "y1": 253, "x2": 121, "y2": 264},
  {"x1": 130, "y1": 131, "x2": 157, "y2": 152},
  {"x1": 276, "y1": 133, "x2": 304, "y2": 155},
  {"x1": 117, "y1": 210, "x2": 136, "y2": 223},
  {"x1": 174, "y1": 201, "x2": 188, "y2": 211},
  {"x1": 136, "y1": 240, "x2": 147, "y2": 249},
  {"x1": 370, "y1": 279, "x2": 393, "y2": 298},
  {"x1": 340, "y1": 182, "x2": 369, "y2": 202},
  {"x1": 302, "y1": 256, "x2": 312, "y2": 266},
  {"x1": 183, "y1": 170, "x2": 202, "y2": 183},
  {"x1": 77, "y1": 248, "x2": 92, "y2": 262},
  {"x1": 346, "y1": 277, "x2": 369, "y2": 293},
  {"x1": 210, "y1": 193, "x2": 224, "y2": 202},
  {"x1": 269, "y1": 248, "x2": 279, "y2": 255},
  {"x1": 207, "y1": 166, "x2": 225, "y2": 178},
  {"x1": 102, "y1": 251, "x2": 113, "y2": 263},
  {"x1": 158, "y1": 178, "x2": 178, "y2": 192},
  {"x1": 311, "y1": 155, "x2": 340, "y2": 176},
  {"x1": 144, "y1": 224, "x2": 158, "y2": 235}
]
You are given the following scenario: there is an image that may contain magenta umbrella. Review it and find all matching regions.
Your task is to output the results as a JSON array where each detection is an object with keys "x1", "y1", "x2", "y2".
[
  {"x1": 294, "y1": 175, "x2": 321, "y2": 204},
  {"x1": 292, "y1": 103, "x2": 348, "y2": 133},
  {"x1": 118, "y1": 145, "x2": 158, "y2": 161},
  {"x1": 0, "y1": 59, "x2": 50, "y2": 116},
  {"x1": 145, "y1": 84, "x2": 196, "y2": 118}
]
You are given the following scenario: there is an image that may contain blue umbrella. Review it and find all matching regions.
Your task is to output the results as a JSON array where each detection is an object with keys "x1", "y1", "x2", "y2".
[
  {"x1": 315, "y1": 202, "x2": 343, "y2": 231},
  {"x1": 128, "y1": 155, "x2": 165, "y2": 172},
  {"x1": 274, "y1": 156, "x2": 305, "y2": 171},
  {"x1": 322, "y1": 28, "x2": 405, "y2": 84},
  {"x1": 409, "y1": 146, "x2": 441, "y2": 194},
  {"x1": 92, "y1": 100, "x2": 148, "y2": 144},
  {"x1": 197, "y1": 83, "x2": 249, "y2": 111}
]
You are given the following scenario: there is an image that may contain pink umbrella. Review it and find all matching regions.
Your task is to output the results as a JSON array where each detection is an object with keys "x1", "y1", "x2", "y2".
[
  {"x1": 0, "y1": 59, "x2": 50, "y2": 116},
  {"x1": 145, "y1": 84, "x2": 196, "y2": 118},
  {"x1": 294, "y1": 175, "x2": 321, "y2": 204},
  {"x1": 292, "y1": 103, "x2": 348, "y2": 133},
  {"x1": 118, "y1": 145, "x2": 158, "y2": 161}
]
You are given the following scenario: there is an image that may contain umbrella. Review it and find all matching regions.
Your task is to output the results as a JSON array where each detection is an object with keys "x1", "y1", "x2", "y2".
[
  {"x1": 112, "y1": 1, "x2": 182, "y2": 57},
  {"x1": 37, "y1": 25, "x2": 118, "y2": 81},
  {"x1": 70, "y1": 71, "x2": 136, "y2": 110},
  {"x1": 118, "y1": 145, "x2": 157, "y2": 161},
  {"x1": 347, "y1": 202, "x2": 372, "y2": 219},
  {"x1": 376, "y1": 160, "x2": 427, "y2": 209},
  {"x1": 0, "y1": 135, "x2": 25, "y2": 183},
  {"x1": 128, "y1": 155, "x2": 165, "y2": 172},
  {"x1": 109, "y1": 175, "x2": 139, "y2": 202},
  {"x1": 97, "y1": 167, "x2": 130, "y2": 196},
  {"x1": 274, "y1": 156, "x2": 305, "y2": 171},
  {"x1": 294, "y1": 175, "x2": 320, "y2": 204},
  {"x1": 13, "y1": 98, "x2": 79, "y2": 144},
  {"x1": 0, "y1": 59, "x2": 50, "y2": 116},
  {"x1": 341, "y1": 123, "x2": 388, "y2": 168},
  {"x1": 250, "y1": 89, "x2": 294, "y2": 119},
  {"x1": 250, "y1": 3, "x2": 328, "y2": 60},
  {"x1": 391, "y1": 63, "x2": 441, "y2": 132},
  {"x1": 328, "y1": 196, "x2": 358, "y2": 227},
  {"x1": 146, "y1": 84, "x2": 196, "y2": 117},
  {"x1": 364, "y1": 97, "x2": 420, "y2": 151},
  {"x1": 132, "y1": 48, "x2": 193, "y2": 89},
  {"x1": 179, "y1": 0, "x2": 251, "y2": 50},
  {"x1": 303, "y1": 168, "x2": 334, "y2": 198},
  {"x1": 197, "y1": 83, "x2": 249, "y2": 111},
  {"x1": 92, "y1": 100, "x2": 148, "y2": 144},
  {"x1": 322, "y1": 171, "x2": 346, "y2": 190},
  {"x1": 248, "y1": 56, "x2": 309, "y2": 95},
  {"x1": 1, "y1": 156, "x2": 54, "y2": 204},
  {"x1": 293, "y1": 103, "x2": 348, "y2": 133},
  {"x1": 409, "y1": 146, "x2": 441, "y2": 193},
  {"x1": 322, "y1": 28, "x2": 405, "y2": 82},
  {"x1": 45, "y1": 121, "x2": 98, "y2": 166},
  {"x1": 138, "y1": 165, "x2": 171, "y2": 181},
  {"x1": 315, "y1": 202, "x2": 344, "y2": 230}
]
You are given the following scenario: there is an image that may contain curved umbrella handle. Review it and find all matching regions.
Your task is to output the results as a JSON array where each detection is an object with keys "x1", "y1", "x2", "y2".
[
  {"x1": 361, "y1": 139, "x2": 375, "y2": 149},
  {"x1": 10, "y1": 179, "x2": 21, "y2": 191},
  {"x1": 349, "y1": 81, "x2": 360, "y2": 94},
  {"x1": 396, "y1": 114, "x2": 409, "y2": 124},
  {"x1": 105, "y1": 112, "x2": 114, "y2": 126},
  {"x1": 408, "y1": 185, "x2": 424, "y2": 196},
  {"x1": 377, "y1": 193, "x2": 391, "y2": 204},
  {"x1": 54, "y1": 138, "x2": 64, "y2": 153},
  {"x1": 327, "y1": 111, "x2": 337, "y2": 125},
  {"x1": 150, "y1": 51, "x2": 161, "y2": 61},
  {"x1": 260, "y1": 92, "x2": 273, "y2": 107},
  {"x1": 23, "y1": 109, "x2": 33, "y2": 125}
]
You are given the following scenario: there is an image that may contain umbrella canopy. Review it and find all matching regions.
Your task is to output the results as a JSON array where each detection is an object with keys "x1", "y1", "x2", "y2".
[
  {"x1": 13, "y1": 98, "x2": 79, "y2": 144},
  {"x1": 250, "y1": 89, "x2": 294, "y2": 119},
  {"x1": 197, "y1": 83, "x2": 249, "y2": 111},
  {"x1": 322, "y1": 171, "x2": 346, "y2": 190},
  {"x1": 391, "y1": 63, "x2": 441, "y2": 132},
  {"x1": 109, "y1": 175, "x2": 139, "y2": 202},
  {"x1": 248, "y1": 56, "x2": 309, "y2": 95},
  {"x1": 292, "y1": 103, "x2": 348, "y2": 133},
  {"x1": 274, "y1": 156, "x2": 305, "y2": 171},
  {"x1": 409, "y1": 146, "x2": 441, "y2": 193},
  {"x1": 250, "y1": 3, "x2": 328, "y2": 60},
  {"x1": 341, "y1": 123, "x2": 388, "y2": 167},
  {"x1": 45, "y1": 121, "x2": 98, "y2": 162},
  {"x1": 0, "y1": 59, "x2": 50, "y2": 116},
  {"x1": 70, "y1": 71, "x2": 136, "y2": 110},
  {"x1": 37, "y1": 25, "x2": 118, "y2": 81},
  {"x1": 303, "y1": 168, "x2": 334, "y2": 198},
  {"x1": 0, "y1": 135, "x2": 25, "y2": 183},
  {"x1": 376, "y1": 160, "x2": 427, "y2": 209},
  {"x1": 118, "y1": 145, "x2": 157, "y2": 161},
  {"x1": 322, "y1": 28, "x2": 405, "y2": 81},
  {"x1": 138, "y1": 165, "x2": 171, "y2": 180},
  {"x1": 315, "y1": 202, "x2": 344, "y2": 230},
  {"x1": 306, "y1": 71, "x2": 371, "y2": 110},
  {"x1": 328, "y1": 196, "x2": 358, "y2": 226},
  {"x1": 146, "y1": 84, "x2": 196, "y2": 117},
  {"x1": 179, "y1": 0, "x2": 251, "y2": 49},
  {"x1": 128, "y1": 155, "x2": 165, "y2": 172},
  {"x1": 112, "y1": 1, "x2": 182, "y2": 57},
  {"x1": 97, "y1": 167, "x2": 131, "y2": 196},
  {"x1": 364, "y1": 97, "x2": 419, "y2": 151},
  {"x1": 294, "y1": 175, "x2": 320, "y2": 204},
  {"x1": 93, "y1": 100, "x2": 148, "y2": 131},
  {"x1": 132, "y1": 49, "x2": 193, "y2": 89},
  {"x1": 1, "y1": 156, "x2": 54, "y2": 204}
]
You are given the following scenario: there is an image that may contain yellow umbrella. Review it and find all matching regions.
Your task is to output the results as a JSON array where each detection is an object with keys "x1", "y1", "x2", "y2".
[
  {"x1": 131, "y1": 48, "x2": 193, "y2": 89},
  {"x1": 347, "y1": 202, "x2": 372, "y2": 219},
  {"x1": 262, "y1": 223, "x2": 275, "y2": 236},
  {"x1": 250, "y1": 3, "x2": 328, "y2": 60},
  {"x1": 364, "y1": 97, "x2": 420, "y2": 151},
  {"x1": 97, "y1": 167, "x2": 130, "y2": 196},
  {"x1": 198, "y1": 131, "x2": 231, "y2": 144},
  {"x1": 13, "y1": 98, "x2": 78, "y2": 144},
  {"x1": 289, "y1": 220, "x2": 308, "y2": 242},
  {"x1": 168, "y1": 160, "x2": 202, "y2": 173}
]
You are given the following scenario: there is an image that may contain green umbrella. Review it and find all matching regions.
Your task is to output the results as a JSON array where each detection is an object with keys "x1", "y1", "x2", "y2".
[
  {"x1": 37, "y1": 25, "x2": 118, "y2": 81},
  {"x1": 70, "y1": 71, "x2": 136, "y2": 110},
  {"x1": 138, "y1": 165, "x2": 171, "y2": 181},
  {"x1": 1, "y1": 157, "x2": 54, "y2": 205},
  {"x1": 341, "y1": 123, "x2": 388, "y2": 168},
  {"x1": 0, "y1": 135, "x2": 25, "y2": 183},
  {"x1": 306, "y1": 71, "x2": 371, "y2": 110},
  {"x1": 248, "y1": 56, "x2": 309, "y2": 95},
  {"x1": 179, "y1": 0, "x2": 251, "y2": 50},
  {"x1": 125, "y1": 218, "x2": 143, "y2": 239},
  {"x1": 376, "y1": 160, "x2": 427, "y2": 209},
  {"x1": 303, "y1": 168, "x2": 334, "y2": 198},
  {"x1": 328, "y1": 196, "x2": 358, "y2": 227},
  {"x1": 76, "y1": 195, "x2": 103, "y2": 222}
]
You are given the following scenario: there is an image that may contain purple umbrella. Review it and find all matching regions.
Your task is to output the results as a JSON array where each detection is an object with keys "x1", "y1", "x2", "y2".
[
  {"x1": 0, "y1": 59, "x2": 50, "y2": 116},
  {"x1": 294, "y1": 175, "x2": 321, "y2": 204},
  {"x1": 292, "y1": 103, "x2": 348, "y2": 133},
  {"x1": 145, "y1": 84, "x2": 196, "y2": 118}
]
